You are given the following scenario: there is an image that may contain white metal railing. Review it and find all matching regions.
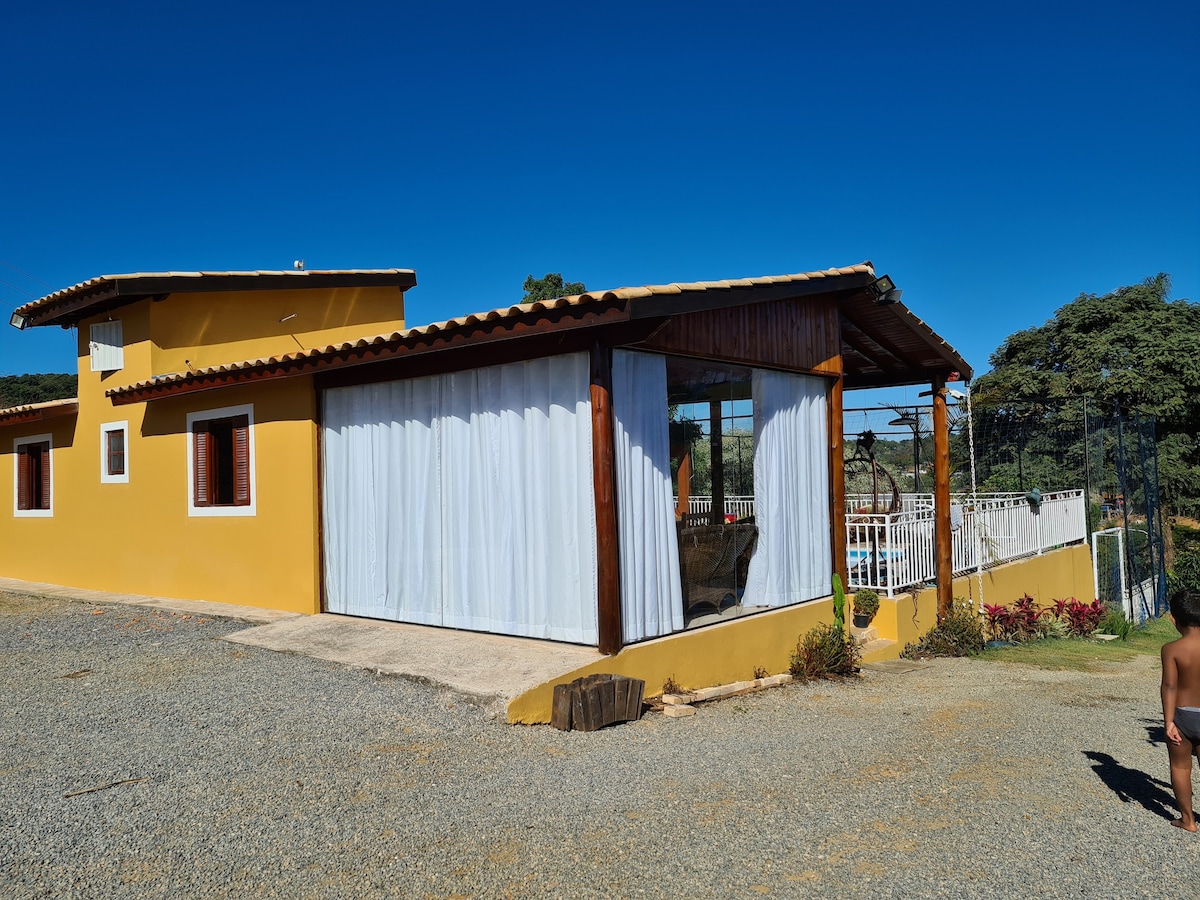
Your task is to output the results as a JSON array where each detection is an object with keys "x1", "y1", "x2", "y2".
[
  {"x1": 846, "y1": 490, "x2": 1087, "y2": 596},
  {"x1": 676, "y1": 495, "x2": 756, "y2": 521}
]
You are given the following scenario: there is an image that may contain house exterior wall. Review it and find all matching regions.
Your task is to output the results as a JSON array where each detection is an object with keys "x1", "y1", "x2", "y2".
[
  {"x1": 146, "y1": 286, "x2": 406, "y2": 375},
  {"x1": 0, "y1": 284, "x2": 409, "y2": 615},
  {"x1": 72, "y1": 286, "x2": 405, "y2": 384},
  {"x1": 0, "y1": 377, "x2": 322, "y2": 614}
]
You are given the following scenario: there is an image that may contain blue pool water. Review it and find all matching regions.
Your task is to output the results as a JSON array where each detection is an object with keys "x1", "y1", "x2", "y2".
[{"x1": 847, "y1": 548, "x2": 902, "y2": 564}]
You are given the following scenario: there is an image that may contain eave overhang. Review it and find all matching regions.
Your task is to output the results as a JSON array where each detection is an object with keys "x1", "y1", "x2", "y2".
[
  {"x1": 100, "y1": 263, "x2": 972, "y2": 406},
  {"x1": 14, "y1": 269, "x2": 418, "y2": 329},
  {"x1": 0, "y1": 399, "x2": 80, "y2": 428}
]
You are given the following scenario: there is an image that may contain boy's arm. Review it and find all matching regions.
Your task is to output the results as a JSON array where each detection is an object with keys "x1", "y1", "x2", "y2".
[{"x1": 1162, "y1": 643, "x2": 1182, "y2": 745}]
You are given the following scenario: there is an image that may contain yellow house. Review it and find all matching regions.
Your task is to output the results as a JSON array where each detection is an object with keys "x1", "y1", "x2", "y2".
[
  {"x1": 1, "y1": 263, "x2": 1096, "y2": 717},
  {"x1": 1, "y1": 270, "x2": 415, "y2": 614}
]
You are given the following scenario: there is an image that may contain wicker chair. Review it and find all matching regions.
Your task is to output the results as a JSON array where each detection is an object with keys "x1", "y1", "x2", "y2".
[{"x1": 677, "y1": 522, "x2": 758, "y2": 617}]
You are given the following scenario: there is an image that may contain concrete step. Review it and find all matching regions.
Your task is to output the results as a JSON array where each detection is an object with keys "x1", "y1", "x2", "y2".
[
  {"x1": 849, "y1": 624, "x2": 878, "y2": 645},
  {"x1": 859, "y1": 637, "x2": 898, "y2": 663}
]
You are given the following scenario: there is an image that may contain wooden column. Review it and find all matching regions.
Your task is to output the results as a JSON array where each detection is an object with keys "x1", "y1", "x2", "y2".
[
  {"x1": 591, "y1": 342, "x2": 622, "y2": 655},
  {"x1": 709, "y1": 399, "x2": 724, "y2": 526},
  {"x1": 828, "y1": 375, "x2": 848, "y2": 589},
  {"x1": 932, "y1": 375, "x2": 953, "y2": 621}
]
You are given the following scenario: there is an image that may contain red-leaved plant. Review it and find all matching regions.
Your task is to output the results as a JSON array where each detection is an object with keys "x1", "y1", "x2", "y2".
[
  {"x1": 983, "y1": 595, "x2": 1107, "y2": 642},
  {"x1": 1064, "y1": 597, "x2": 1106, "y2": 636},
  {"x1": 983, "y1": 603, "x2": 1016, "y2": 641},
  {"x1": 1011, "y1": 594, "x2": 1046, "y2": 636}
]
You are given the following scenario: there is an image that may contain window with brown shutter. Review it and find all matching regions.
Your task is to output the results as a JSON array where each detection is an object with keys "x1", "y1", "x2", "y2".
[
  {"x1": 191, "y1": 414, "x2": 251, "y2": 507},
  {"x1": 14, "y1": 437, "x2": 51, "y2": 513},
  {"x1": 100, "y1": 422, "x2": 128, "y2": 483},
  {"x1": 107, "y1": 429, "x2": 125, "y2": 476}
]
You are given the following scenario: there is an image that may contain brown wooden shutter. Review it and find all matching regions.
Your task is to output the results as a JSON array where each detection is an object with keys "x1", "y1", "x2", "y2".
[
  {"x1": 108, "y1": 430, "x2": 124, "y2": 476},
  {"x1": 233, "y1": 418, "x2": 250, "y2": 506},
  {"x1": 16, "y1": 447, "x2": 29, "y2": 510},
  {"x1": 193, "y1": 426, "x2": 211, "y2": 507},
  {"x1": 39, "y1": 443, "x2": 50, "y2": 509}
]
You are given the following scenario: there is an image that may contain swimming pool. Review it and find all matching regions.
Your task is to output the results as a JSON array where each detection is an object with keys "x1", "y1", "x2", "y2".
[{"x1": 847, "y1": 548, "x2": 902, "y2": 564}]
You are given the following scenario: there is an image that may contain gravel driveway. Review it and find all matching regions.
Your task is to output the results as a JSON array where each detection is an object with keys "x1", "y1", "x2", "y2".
[{"x1": 1, "y1": 591, "x2": 1193, "y2": 899}]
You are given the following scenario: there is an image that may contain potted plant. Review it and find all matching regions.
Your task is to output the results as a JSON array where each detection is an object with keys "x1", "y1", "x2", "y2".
[{"x1": 852, "y1": 589, "x2": 880, "y2": 628}]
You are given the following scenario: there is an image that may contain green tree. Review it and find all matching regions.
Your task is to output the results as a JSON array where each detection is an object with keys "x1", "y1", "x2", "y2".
[
  {"x1": 0, "y1": 373, "x2": 78, "y2": 408},
  {"x1": 972, "y1": 275, "x2": 1200, "y2": 514},
  {"x1": 522, "y1": 273, "x2": 586, "y2": 304}
]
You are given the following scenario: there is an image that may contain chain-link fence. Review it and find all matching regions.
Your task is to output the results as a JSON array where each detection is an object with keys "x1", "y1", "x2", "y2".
[{"x1": 844, "y1": 395, "x2": 1167, "y2": 617}]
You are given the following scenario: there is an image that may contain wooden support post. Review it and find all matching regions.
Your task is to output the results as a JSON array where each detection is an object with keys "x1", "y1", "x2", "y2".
[
  {"x1": 709, "y1": 399, "x2": 724, "y2": 526},
  {"x1": 829, "y1": 374, "x2": 848, "y2": 589},
  {"x1": 932, "y1": 375, "x2": 953, "y2": 621},
  {"x1": 591, "y1": 342, "x2": 622, "y2": 655}
]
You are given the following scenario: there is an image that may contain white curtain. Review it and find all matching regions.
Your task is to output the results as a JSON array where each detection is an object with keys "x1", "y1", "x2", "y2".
[
  {"x1": 322, "y1": 353, "x2": 598, "y2": 644},
  {"x1": 612, "y1": 350, "x2": 684, "y2": 642},
  {"x1": 322, "y1": 379, "x2": 443, "y2": 625},
  {"x1": 742, "y1": 368, "x2": 831, "y2": 608}
]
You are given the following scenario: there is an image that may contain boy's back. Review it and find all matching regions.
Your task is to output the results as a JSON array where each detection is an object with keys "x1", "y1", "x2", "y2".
[
  {"x1": 1162, "y1": 631, "x2": 1200, "y2": 708},
  {"x1": 1161, "y1": 589, "x2": 1200, "y2": 833}
]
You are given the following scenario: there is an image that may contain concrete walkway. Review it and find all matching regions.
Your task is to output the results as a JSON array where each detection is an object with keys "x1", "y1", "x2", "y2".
[{"x1": 0, "y1": 576, "x2": 602, "y2": 715}]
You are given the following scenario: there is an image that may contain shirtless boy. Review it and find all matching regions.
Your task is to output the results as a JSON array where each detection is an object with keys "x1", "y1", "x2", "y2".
[{"x1": 1161, "y1": 589, "x2": 1200, "y2": 832}]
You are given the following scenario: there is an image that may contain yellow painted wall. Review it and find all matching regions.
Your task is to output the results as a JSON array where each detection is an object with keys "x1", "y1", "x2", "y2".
[
  {"x1": 148, "y1": 286, "x2": 406, "y2": 374},
  {"x1": 510, "y1": 543, "x2": 1098, "y2": 724},
  {"x1": 0, "y1": 377, "x2": 322, "y2": 614},
  {"x1": 0, "y1": 283, "x2": 411, "y2": 613},
  {"x1": 74, "y1": 286, "x2": 405, "y2": 387},
  {"x1": 508, "y1": 598, "x2": 841, "y2": 723}
]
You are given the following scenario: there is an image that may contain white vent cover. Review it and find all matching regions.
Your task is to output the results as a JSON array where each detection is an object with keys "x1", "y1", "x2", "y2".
[{"x1": 89, "y1": 321, "x2": 124, "y2": 372}]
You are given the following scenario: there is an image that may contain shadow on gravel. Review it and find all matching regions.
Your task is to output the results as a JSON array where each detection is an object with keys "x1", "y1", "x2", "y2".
[
  {"x1": 1140, "y1": 718, "x2": 1168, "y2": 746},
  {"x1": 1083, "y1": 751, "x2": 1176, "y2": 822}
]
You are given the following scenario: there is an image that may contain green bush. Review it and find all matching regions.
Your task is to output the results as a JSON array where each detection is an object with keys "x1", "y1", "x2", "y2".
[
  {"x1": 901, "y1": 600, "x2": 985, "y2": 659},
  {"x1": 1168, "y1": 545, "x2": 1200, "y2": 596},
  {"x1": 1099, "y1": 605, "x2": 1133, "y2": 640},
  {"x1": 852, "y1": 589, "x2": 880, "y2": 621},
  {"x1": 789, "y1": 623, "x2": 861, "y2": 680}
]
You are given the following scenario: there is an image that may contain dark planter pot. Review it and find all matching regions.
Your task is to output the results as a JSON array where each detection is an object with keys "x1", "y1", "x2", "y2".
[{"x1": 853, "y1": 613, "x2": 871, "y2": 628}]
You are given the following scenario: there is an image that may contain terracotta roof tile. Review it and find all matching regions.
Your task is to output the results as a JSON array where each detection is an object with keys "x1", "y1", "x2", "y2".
[
  {"x1": 105, "y1": 263, "x2": 908, "y2": 401},
  {"x1": 0, "y1": 398, "x2": 79, "y2": 427},
  {"x1": 15, "y1": 269, "x2": 418, "y2": 328}
]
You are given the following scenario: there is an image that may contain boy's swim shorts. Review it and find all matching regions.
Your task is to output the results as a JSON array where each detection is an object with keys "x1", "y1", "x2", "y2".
[{"x1": 1175, "y1": 707, "x2": 1200, "y2": 744}]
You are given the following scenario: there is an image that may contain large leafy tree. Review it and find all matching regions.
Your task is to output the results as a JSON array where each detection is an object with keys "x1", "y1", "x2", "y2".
[
  {"x1": 0, "y1": 373, "x2": 77, "y2": 408},
  {"x1": 972, "y1": 275, "x2": 1200, "y2": 514},
  {"x1": 521, "y1": 273, "x2": 586, "y2": 304}
]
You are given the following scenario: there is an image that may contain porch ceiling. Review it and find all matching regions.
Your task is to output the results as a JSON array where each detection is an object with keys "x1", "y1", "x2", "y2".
[
  {"x1": 103, "y1": 263, "x2": 971, "y2": 405},
  {"x1": 838, "y1": 289, "x2": 972, "y2": 388}
]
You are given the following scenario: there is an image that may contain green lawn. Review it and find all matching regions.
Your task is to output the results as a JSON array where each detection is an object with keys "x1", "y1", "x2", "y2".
[{"x1": 975, "y1": 615, "x2": 1179, "y2": 671}]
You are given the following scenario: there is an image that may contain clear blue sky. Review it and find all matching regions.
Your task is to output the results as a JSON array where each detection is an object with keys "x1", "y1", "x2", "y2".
[{"x1": 1, "y1": 0, "x2": 1196, "y2": 385}]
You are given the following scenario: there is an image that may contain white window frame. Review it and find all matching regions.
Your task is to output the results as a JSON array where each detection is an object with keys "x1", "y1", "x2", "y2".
[
  {"x1": 89, "y1": 321, "x2": 124, "y2": 373},
  {"x1": 100, "y1": 421, "x2": 129, "y2": 484},
  {"x1": 186, "y1": 403, "x2": 256, "y2": 517},
  {"x1": 14, "y1": 433, "x2": 53, "y2": 518}
]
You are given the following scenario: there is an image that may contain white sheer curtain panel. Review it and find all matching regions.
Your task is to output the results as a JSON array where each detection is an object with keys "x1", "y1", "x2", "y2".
[
  {"x1": 612, "y1": 350, "x2": 684, "y2": 641},
  {"x1": 322, "y1": 353, "x2": 598, "y2": 644},
  {"x1": 742, "y1": 369, "x2": 831, "y2": 608},
  {"x1": 322, "y1": 380, "x2": 443, "y2": 624},
  {"x1": 440, "y1": 354, "x2": 598, "y2": 642}
]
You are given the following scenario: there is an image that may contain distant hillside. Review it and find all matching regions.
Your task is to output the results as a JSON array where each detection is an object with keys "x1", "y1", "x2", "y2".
[{"x1": 0, "y1": 374, "x2": 78, "y2": 408}]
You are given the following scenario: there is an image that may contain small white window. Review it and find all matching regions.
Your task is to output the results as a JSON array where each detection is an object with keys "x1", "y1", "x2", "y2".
[
  {"x1": 90, "y1": 321, "x2": 124, "y2": 372},
  {"x1": 100, "y1": 421, "x2": 129, "y2": 484},
  {"x1": 14, "y1": 433, "x2": 53, "y2": 517},
  {"x1": 186, "y1": 403, "x2": 256, "y2": 517}
]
